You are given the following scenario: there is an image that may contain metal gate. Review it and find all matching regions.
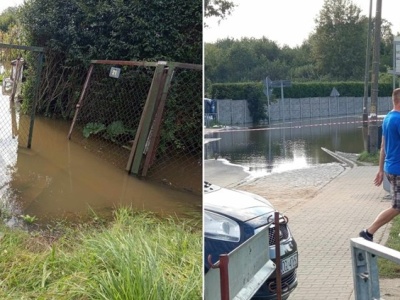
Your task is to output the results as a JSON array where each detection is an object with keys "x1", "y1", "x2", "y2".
[
  {"x1": 0, "y1": 43, "x2": 44, "y2": 195},
  {"x1": 0, "y1": 43, "x2": 44, "y2": 148},
  {"x1": 67, "y1": 60, "x2": 202, "y2": 194}
]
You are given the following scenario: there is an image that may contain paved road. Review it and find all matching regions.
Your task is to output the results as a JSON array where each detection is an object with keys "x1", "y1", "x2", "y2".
[{"x1": 205, "y1": 159, "x2": 395, "y2": 300}]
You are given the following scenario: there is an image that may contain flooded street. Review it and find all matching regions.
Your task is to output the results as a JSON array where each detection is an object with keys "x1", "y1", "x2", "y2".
[
  {"x1": 0, "y1": 94, "x2": 201, "y2": 224},
  {"x1": 204, "y1": 116, "x2": 377, "y2": 177}
]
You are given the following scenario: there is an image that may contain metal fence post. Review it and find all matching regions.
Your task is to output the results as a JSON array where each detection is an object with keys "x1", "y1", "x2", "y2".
[
  {"x1": 0, "y1": 43, "x2": 44, "y2": 149},
  {"x1": 274, "y1": 211, "x2": 282, "y2": 300},
  {"x1": 219, "y1": 255, "x2": 230, "y2": 300},
  {"x1": 141, "y1": 65, "x2": 174, "y2": 176},
  {"x1": 67, "y1": 63, "x2": 94, "y2": 140},
  {"x1": 27, "y1": 51, "x2": 44, "y2": 148},
  {"x1": 128, "y1": 62, "x2": 166, "y2": 174}
]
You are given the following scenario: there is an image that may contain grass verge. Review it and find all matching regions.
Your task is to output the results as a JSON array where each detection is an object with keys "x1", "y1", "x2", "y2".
[
  {"x1": 357, "y1": 150, "x2": 379, "y2": 165},
  {"x1": 378, "y1": 217, "x2": 400, "y2": 278},
  {"x1": 0, "y1": 208, "x2": 202, "y2": 299},
  {"x1": 358, "y1": 151, "x2": 400, "y2": 277}
]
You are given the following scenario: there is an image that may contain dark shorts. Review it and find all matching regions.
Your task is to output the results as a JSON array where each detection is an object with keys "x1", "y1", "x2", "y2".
[{"x1": 386, "y1": 174, "x2": 400, "y2": 210}]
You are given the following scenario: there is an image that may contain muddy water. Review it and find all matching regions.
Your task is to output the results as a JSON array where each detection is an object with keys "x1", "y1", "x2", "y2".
[
  {"x1": 204, "y1": 116, "x2": 372, "y2": 177},
  {"x1": 0, "y1": 96, "x2": 201, "y2": 224}
]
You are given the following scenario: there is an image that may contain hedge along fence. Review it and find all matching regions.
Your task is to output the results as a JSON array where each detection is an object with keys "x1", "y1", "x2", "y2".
[
  {"x1": 210, "y1": 81, "x2": 394, "y2": 124},
  {"x1": 211, "y1": 81, "x2": 394, "y2": 99},
  {"x1": 210, "y1": 82, "x2": 267, "y2": 124}
]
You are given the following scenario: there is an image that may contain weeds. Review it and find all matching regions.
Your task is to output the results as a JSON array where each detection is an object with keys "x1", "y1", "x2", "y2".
[
  {"x1": 357, "y1": 150, "x2": 380, "y2": 165},
  {"x1": 378, "y1": 216, "x2": 400, "y2": 278},
  {"x1": 20, "y1": 214, "x2": 38, "y2": 224},
  {"x1": 0, "y1": 208, "x2": 202, "y2": 299}
]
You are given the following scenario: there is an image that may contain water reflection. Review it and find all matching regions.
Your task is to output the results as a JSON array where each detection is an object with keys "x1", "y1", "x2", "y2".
[
  {"x1": 205, "y1": 116, "x2": 373, "y2": 177},
  {"x1": 0, "y1": 94, "x2": 201, "y2": 223}
]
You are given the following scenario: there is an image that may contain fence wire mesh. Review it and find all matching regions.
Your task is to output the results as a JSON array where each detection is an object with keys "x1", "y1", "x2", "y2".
[
  {"x1": 68, "y1": 61, "x2": 202, "y2": 195},
  {"x1": 68, "y1": 63, "x2": 154, "y2": 170},
  {"x1": 145, "y1": 66, "x2": 202, "y2": 194},
  {"x1": 0, "y1": 47, "x2": 43, "y2": 202}
]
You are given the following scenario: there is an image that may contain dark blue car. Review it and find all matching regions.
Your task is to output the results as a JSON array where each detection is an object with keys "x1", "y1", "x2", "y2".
[{"x1": 204, "y1": 182, "x2": 298, "y2": 300}]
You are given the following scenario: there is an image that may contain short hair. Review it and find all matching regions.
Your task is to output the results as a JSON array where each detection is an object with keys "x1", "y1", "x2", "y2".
[{"x1": 393, "y1": 88, "x2": 400, "y2": 103}]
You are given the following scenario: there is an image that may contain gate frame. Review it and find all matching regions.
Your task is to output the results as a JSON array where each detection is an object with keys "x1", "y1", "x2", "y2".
[
  {"x1": 68, "y1": 60, "x2": 202, "y2": 177},
  {"x1": 128, "y1": 61, "x2": 202, "y2": 177},
  {"x1": 0, "y1": 43, "x2": 44, "y2": 148}
]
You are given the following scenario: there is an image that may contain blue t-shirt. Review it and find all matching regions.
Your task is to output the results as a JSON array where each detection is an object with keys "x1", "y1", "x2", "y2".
[{"x1": 383, "y1": 111, "x2": 400, "y2": 175}]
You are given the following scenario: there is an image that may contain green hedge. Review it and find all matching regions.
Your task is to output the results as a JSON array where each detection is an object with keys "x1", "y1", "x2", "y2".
[
  {"x1": 211, "y1": 81, "x2": 393, "y2": 100},
  {"x1": 211, "y1": 82, "x2": 267, "y2": 124}
]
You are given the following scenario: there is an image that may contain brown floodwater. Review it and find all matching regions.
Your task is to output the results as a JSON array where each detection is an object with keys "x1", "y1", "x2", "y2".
[{"x1": 0, "y1": 95, "x2": 201, "y2": 224}]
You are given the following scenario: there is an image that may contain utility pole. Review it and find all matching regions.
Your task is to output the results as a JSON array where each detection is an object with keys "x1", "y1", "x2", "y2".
[
  {"x1": 368, "y1": 0, "x2": 382, "y2": 154},
  {"x1": 362, "y1": 0, "x2": 373, "y2": 151}
]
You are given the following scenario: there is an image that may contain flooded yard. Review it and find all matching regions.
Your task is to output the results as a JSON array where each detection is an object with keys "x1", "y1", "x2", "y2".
[{"x1": 0, "y1": 93, "x2": 201, "y2": 224}]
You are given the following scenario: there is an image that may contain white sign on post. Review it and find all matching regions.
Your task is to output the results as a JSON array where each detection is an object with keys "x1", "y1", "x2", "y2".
[{"x1": 109, "y1": 67, "x2": 121, "y2": 79}]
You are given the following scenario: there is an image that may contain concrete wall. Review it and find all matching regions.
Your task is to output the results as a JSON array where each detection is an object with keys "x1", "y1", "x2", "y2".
[
  {"x1": 215, "y1": 97, "x2": 392, "y2": 125},
  {"x1": 216, "y1": 99, "x2": 252, "y2": 125}
]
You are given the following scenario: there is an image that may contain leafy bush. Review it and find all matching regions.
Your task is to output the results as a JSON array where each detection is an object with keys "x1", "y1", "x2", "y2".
[
  {"x1": 19, "y1": 0, "x2": 202, "y2": 118},
  {"x1": 83, "y1": 121, "x2": 136, "y2": 144},
  {"x1": 83, "y1": 122, "x2": 106, "y2": 138},
  {"x1": 211, "y1": 81, "x2": 393, "y2": 100}
]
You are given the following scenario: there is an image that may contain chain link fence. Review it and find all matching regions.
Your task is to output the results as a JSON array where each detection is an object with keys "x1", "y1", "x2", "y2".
[
  {"x1": 68, "y1": 60, "x2": 202, "y2": 194},
  {"x1": 0, "y1": 45, "x2": 44, "y2": 205},
  {"x1": 144, "y1": 65, "x2": 202, "y2": 194},
  {"x1": 67, "y1": 62, "x2": 154, "y2": 168}
]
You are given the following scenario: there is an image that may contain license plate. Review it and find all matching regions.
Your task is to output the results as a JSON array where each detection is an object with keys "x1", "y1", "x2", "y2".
[{"x1": 281, "y1": 253, "x2": 298, "y2": 275}]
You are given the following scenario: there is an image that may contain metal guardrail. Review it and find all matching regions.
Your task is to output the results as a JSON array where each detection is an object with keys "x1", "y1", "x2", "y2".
[
  {"x1": 351, "y1": 237, "x2": 400, "y2": 300},
  {"x1": 204, "y1": 225, "x2": 276, "y2": 300}
]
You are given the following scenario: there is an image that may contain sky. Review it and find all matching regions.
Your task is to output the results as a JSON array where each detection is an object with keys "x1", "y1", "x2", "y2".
[
  {"x1": 204, "y1": 0, "x2": 400, "y2": 48},
  {"x1": 0, "y1": 0, "x2": 24, "y2": 14}
]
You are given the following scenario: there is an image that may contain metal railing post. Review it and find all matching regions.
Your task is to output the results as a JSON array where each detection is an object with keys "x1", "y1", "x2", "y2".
[
  {"x1": 351, "y1": 247, "x2": 380, "y2": 299},
  {"x1": 274, "y1": 211, "x2": 282, "y2": 300},
  {"x1": 219, "y1": 254, "x2": 230, "y2": 300},
  {"x1": 349, "y1": 237, "x2": 400, "y2": 300}
]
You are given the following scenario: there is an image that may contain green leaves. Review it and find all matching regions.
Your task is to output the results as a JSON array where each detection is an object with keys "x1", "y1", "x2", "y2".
[
  {"x1": 21, "y1": 0, "x2": 202, "y2": 64},
  {"x1": 83, "y1": 122, "x2": 106, "y2": 138},
  {"x1": 103, "y1": 121, "x2": 135, "y2": 143},
  {"x1": 311, "y1": 0, "x2": 368, "y2": 80},
  {"x1": 204, "y1": 0, "x2": 235, "y2": 21},
  {"x1": 83, "y1": 121, "x2": 136, "y2": 144}
]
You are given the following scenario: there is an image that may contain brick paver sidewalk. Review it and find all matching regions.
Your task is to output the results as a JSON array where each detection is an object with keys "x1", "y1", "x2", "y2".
[{"x1": 287, "y1": 166, "x2": 390, "y2": 300}]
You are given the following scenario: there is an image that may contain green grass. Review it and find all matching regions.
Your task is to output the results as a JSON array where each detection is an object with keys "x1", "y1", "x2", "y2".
[
  {"x1": 0, "y1": 208, "x2": 202, "y2": 299},
  {"x1": 357, "y1": 150, "x2": 380, "y2": 165},
  {"x1": 378, "y1": 216, "x2": 400, "y2": 278}
]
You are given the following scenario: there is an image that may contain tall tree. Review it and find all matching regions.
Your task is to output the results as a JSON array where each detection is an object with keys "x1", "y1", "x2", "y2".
[
  {"x1": 379, "y1": 19, "x2": 394, "y2": 72},
  {"x1": 205, "y1": 37, "x2": 286, "y2": 84},
  {"x1": 204, "y1": 0, "x2": 235, "y2": 21},
  {"x1": 311, "y1": 0, "x2": 368, "y2": 80},
  {"x1": 0, "y1": 7, "x2": 18, "y2": 32},
  {"x1": 0, "y1": 7, "x2": 23, "y2": 63}
]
